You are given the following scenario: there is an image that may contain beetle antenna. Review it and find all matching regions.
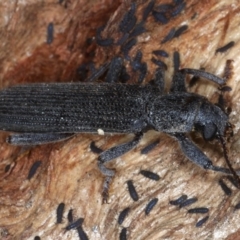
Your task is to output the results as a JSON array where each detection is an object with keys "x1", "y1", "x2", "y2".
[{"x1": 218, "y1": 133, "x2": 240, "y2": 188}]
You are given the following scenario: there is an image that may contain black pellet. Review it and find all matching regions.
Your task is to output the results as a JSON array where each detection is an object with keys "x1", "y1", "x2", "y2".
[
  {"x1": 218, "y1": 179, "x2": 232, "y2": 196},
  {"x1": 116, "y1": 33, "x2": 130, "y2": 46},
  {"x1": 129, "y1": 22, "x2": 146, "y2": 38},
  {"x1": 138, "y1": 62, "x2": 147, "y2": 83},
  {"x1": 226, "y1": 176, "x2": 240, "y2": 188},
  {"x1": 145, "y1": 198, "x2": 158, "y2": 215},
  {"x1": 67, "y1": 209, "x2": 74, "y2": 222},
  {"x1": 169, "y1": 194, "x2": 188, "y2": 205},
  {"x1": 131, "y1": 50, "x2": 143, "y2": 71},
  {"x1": 77, "y1": 226, "x2": 89, "y2": 240},
  {"x1": 96, "y1": 25, "x2": 113, "y2": 47},
  {"x1": 34, "y1": 237, "x2": 41, "y2": 240},
  {"x1": 120, "y1": 66, "x2": 130, "y2": 83},
  {"x1": 90, "y1": 141, "x2": 103, "y2": 154},
  {"x1": 219, "y1": 86, "x2": 232, "y2": 92},
  {"x1": 173, "y1": 51, "x2": 180, "y2": 71},
  {"x1": 234, "y1": 202, "x2": 240, "y2": 210},
  {"x1": 151, "y1": 57, "x2": 167, "y2": 69},
  {"x1": 121, "y1": 38, "x2": 137, "y2": 58},
  {"x1": 188, "y1": 207, "x2": 209, "y2": 214},
  {"x1": 179, "y1": 197, "x2": 198, "y2": 208},
  {"x1": 127, "y1": 180, "x2": 139, "y2": 201},
  {"x1": 171, "y1": 1, "x2": 186, "y2": 17},
  {"x1": 5, "y1": 164, "x2": 11, "y2": 173},
  {"x1": 173, "y1": 0, "x2": 184, "y2": 4},
  {"x1": 47, "y1": 22, "x2": 54, "y2": 44},
  {"x1": 152, "y1": 11, "x2": 169, "y2": 24},
  {"x1": 96, "y1": 38, "x2": 114, "y2": 47},
  {"x1": 27, "y1": 161, "x2": 42, "y2": 180},
  {"x1": 119, "y1": 3, "x2": 137, "y2": 33},
  {"x1": 215, "y1": 41, "x2": 235, "y2": 54},
  {"x1": 119, "y1": 228, "x2": 127, "y2": 240},
  {"x1": 118, "y1": 207, "x2": 130, "y2": 225},
  {"x1": 141, "y1": 139, "x2": 160, "y2": 154},
  {"x1": 152, "y1": 50, "x2": 169, "y2": 58},
  {"x1": 66, "y1": 218, "x2": 84, "y2": 231},
  {"x1": 195, "y1": 216, "x2": 209, "y2": 228},
  {"x1": 142, "y1": 0, "x2": 155, "y2": 21},
  {"x1": 76, "y1": 64, "x2": 88, "y2": 81},
  {"x1": 106, "y1": 57, "x2": 123, "y2": 83},
  {"x1": 56, "y1": 202, "x2": 65, "y2": 224},
  {"x1": 173, "y1": 25, "x2": 188, "y2": 38},
  {"x1": 139, "y1": 170, "x2": 160, "y2": 181},
  {"x1": 161, "y1": 28, "x2": 176, "y2": 43},
  {"x1": 155, "y1": 3, "x2": 172, "y2": 12}
]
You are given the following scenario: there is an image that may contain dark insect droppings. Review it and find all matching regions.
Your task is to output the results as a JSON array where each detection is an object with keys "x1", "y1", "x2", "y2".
[
  {"x1": 106, "y1": 57, "x2": 123, "y2": 83},
  {"x1": 119, "y1": 227, "x2": 127, "y2": 240},
  {"x1": 129, "y1": 22, "x2": 146, "y2": 38},
  {"x1": 96, "y1": 25, "x2": 114, "y2": 47},
  {"x1": 127, "y1": 180, "x2": 139, "y2": 201},
  {"x1": 171, "y1": 1, "x2": 186, "y2": 17},
  {"x1": 4, "y1": 164, "x2": 11, "y2": 173},
  {"x1": 119, "y1": 3, "x2": 137, "y2": 33},
  {"x1": 152, "y1": 11, "x2": 169, "y2": 24},
  {"x1": 118, "y1": 207, "x2": 130, "y2": 225},
  {"x1": 121, "y1": 38, "x2": 137, "y2": 59},
  {"x1": 65, "y1": 218, "x2": 84, "y2": 231},
  {"x1": 215, "y1": 41, "x2": 235, "y2": 54},
  {"x1": 152, "y1": 50, "x2": 169, "y2": 58},
  {"x1": 161, "y1": 28, "x2": 176, "y2": 43},
  {"x1": 195, "y1": 216, "x2": 209, "y2": 227},
  {"x1": 218, "y1": 179, "x2": 232, "y2": 196},
  {"x1": 188, "y1": 207, "x2": 209, "y2": 214},
  {"x1": 169, "y1": 194, "x2": 188, "y2": 205},
  {"x1": 131, "y1": 50, "x2": 143, "y2": 71},
  {"x1": 219, "y1": 85, "x2": 232, "y2": 92},
  {"x1": 34, "y1": 237, "x2": 41, "y2": 240},
  {"x1": 173, "y1": 25, "x2": 188, "y2": 38},
  {"x1": 151, "y1": 57, "x2": 167, "y2": 69},
  {"x1": 142, "y1": 0, "x2": 155, "y2": 21},
  {"x1": 56, "y1": 202, "x2": 65, "y2": 224},
  {"x1": 77, "y1": 226, "x2": 89, "y2": 240},
  {"x1": 90, "y1": 141, "x2": 103, "y2": 154},
  {"x1": 140, "y1": 170, "x2": 160, "y2": 181},
  {"x1": 145, "y1": 198, "x2": 159, "y2": 215},
  {"x1": 179, "y1": 197, "x2": 198, "y2": 208},
  {"x1": 27, "y1": 161, "x2": 42, "y2": 180},
  {"x1": 67, "y1": 209, "x2": 74, "y2": 222},
  {"x1": 138, "y1": 62, "x2": 148, "y2": 83},
  {"x1": 47, "y1": 22, "x2": 54, "y2": 44}
]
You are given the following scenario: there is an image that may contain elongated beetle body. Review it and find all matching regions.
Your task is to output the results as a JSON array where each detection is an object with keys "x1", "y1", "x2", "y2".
[{"x1": 0, "y1": 55, "x2": 238, "y2": 201}]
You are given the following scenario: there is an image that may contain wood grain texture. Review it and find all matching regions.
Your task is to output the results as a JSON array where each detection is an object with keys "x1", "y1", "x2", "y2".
[{"x1": 0, "y1": 0, "x2": 240, "y2": 239}]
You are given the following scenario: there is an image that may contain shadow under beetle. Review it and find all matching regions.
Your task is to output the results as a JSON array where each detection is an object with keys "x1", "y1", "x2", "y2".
[{"x1": 0, "y1": 56, "x2": 238, "y2": 202}]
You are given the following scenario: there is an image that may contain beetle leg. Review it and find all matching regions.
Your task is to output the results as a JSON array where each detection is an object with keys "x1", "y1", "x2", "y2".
[
  {"x1": 7, "y1": 133, "x2": 75, "y2": 145},
  {"x1": 153, "y1": 67, "x2": 165, "y2": 93},
  {"x1": 170, "y1": 70, "x2": 187, "y2": 92},
  {"x1": 98, "y1": 132, "x2": 143, "y2": 203},
  {"x1": 105, "y1": 57, "x2": 123, "y2": 83},
  {"x1": 172, "y1": 133, "x2": 238, "y2": 175}
]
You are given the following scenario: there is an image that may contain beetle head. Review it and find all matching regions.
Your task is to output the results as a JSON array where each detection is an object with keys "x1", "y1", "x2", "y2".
[{"x1": 195, "y1": 101, "x2": 229, "y2": 140}]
